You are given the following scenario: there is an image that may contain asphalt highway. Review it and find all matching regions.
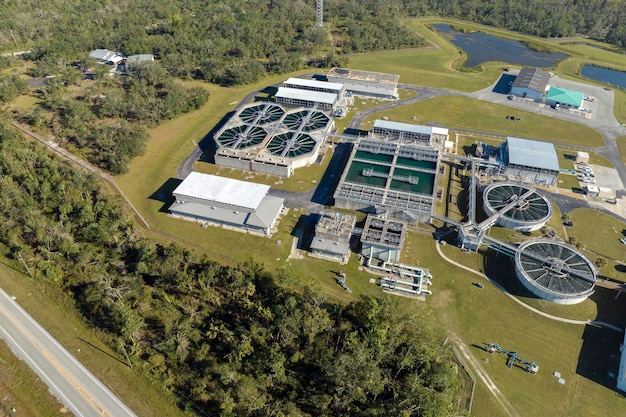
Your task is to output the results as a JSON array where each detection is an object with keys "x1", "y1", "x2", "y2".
[{"x1": 0, "y1": 287, "x2": 137, "y2": 417}]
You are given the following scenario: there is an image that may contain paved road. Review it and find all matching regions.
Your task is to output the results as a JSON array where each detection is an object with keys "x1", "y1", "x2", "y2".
[{"x1": 0, "y1": 287, "x2": 137, "y2": 417}]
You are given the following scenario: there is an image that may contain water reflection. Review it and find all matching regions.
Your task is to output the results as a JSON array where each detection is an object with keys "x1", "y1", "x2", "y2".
[
  {"x1": 433, "y1": 24, "x2": 568, "y2": 68},
  {"x1": 581, "y1": 65, "x2": 626, "y2": 90}
]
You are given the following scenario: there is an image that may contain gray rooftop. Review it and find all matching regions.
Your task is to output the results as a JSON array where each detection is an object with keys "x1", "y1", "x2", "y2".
[
  {"x1": 506, "y1": 137, "x2": 559, "y2": 171},
  {"x1": 512, "y1": 68, "x2": 550, "y2": 93},
  {"x1": 327, "y1": 67, "x2": 399, "y2": 85},
  {"x1": 373, "y1": 120, "x2": 448, "y2": 136}
]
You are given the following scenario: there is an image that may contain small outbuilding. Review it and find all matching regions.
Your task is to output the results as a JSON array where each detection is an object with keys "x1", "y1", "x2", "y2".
[{"x1": 575, "y1": 151, "x2": 590, "y2": 164}]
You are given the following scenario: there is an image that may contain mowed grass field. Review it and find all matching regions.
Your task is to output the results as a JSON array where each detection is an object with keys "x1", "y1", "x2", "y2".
[
  {"x1": 359, "y1": 95, "x2": 605, "y2": 147},
  {"x1": 402, "y1": 231, "x2": 626, "y2": 417}
]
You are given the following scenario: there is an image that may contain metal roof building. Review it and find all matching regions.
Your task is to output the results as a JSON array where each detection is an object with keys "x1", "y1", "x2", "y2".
[
  {"x1": 505, "y1": 137, "x2": 559, "y2": 172},
  {"x1": 275, "y1": 87, "x2": 338, "y2": 110},
  {"x1": 500, "y1": 137, "x2": 559, "y2": 185},
  {"x1": 511, "y1": 68, "x2": 550, "y2": 100},
  {"x1": 283, "y1": 78, "x2": 345, "y2": 95},
  {"x1": 170, "y1": 172, "x2": 284, "y2": 236},
  {"x1": 372, "y1": 120, "x2": 448, "y2": 148},
  {"x1": 309, "y1": 210, "x2": 356, "y2": 264},
  {"x1": 327, "y1": 67, "x2": 399, "y2": 99},
  {"x1": 89, "y1": 49, "x2": 123, "y2": 65},
  {"x1": 545, "y1": 86, "x2": 584, "y2": 109}
]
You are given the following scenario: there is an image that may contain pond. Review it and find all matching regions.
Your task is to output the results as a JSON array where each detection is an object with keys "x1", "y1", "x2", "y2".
[
  {"x1": 581, "y1": 65, "x2": 626, "y2": 90},
  {"x1": 433, "y1": 24, "x2": 569, "y2": 68}
]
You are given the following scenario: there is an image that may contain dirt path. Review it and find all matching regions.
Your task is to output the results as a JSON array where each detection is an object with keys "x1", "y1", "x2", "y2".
[{"x1": 452, "y1": 334, "x2": 520, "y2": 417}]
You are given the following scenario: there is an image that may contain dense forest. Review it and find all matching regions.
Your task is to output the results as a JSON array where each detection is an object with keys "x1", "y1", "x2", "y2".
[
  {"x1": 0, "y1": 124, "x2": 463, "y2": 416},
  {"x1": 0, "y1": 0, "x2": 624, "y2": 79}
]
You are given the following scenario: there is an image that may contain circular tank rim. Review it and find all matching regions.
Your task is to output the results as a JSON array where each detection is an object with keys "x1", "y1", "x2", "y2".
[
  {"x1": 514, "y1": 239, "x2": 596, "y2": 300},
  {"x1": 483, "y1": 182, "x2": 552, "y2": 226}
]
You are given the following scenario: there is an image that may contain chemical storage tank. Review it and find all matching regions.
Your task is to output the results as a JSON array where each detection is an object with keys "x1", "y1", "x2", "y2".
[
  {"x1": 515, "y1": 239, "x2": 596, "y2": 305},
  {"x1": 483, "y1": 183, "x2": 552, "y2": 232}
]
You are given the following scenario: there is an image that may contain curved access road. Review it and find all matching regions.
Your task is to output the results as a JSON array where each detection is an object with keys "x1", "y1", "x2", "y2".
[{"x1": 0, "y1": 287, "x2": 137, "y2": 417}]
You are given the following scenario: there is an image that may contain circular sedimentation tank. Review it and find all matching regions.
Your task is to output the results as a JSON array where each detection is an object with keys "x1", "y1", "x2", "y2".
[
  {"x1": 283, "y1": 110, "x2": 331, "y2": 132},
  {"x1": 266, "y1": 133, "x2": 316, "y2": 158},
  {"x1": 483, "y1": 183, "x2": 552, "y2": 232},
  {"x1": 515, "y1": 239, "x2": 596, "y2": 305},
  {"x1": 216, "y1": 125, "x2": 267, "y2": 149},
  {"x1": 239, "y1": 104, "x2": 285, "y2": 125}
]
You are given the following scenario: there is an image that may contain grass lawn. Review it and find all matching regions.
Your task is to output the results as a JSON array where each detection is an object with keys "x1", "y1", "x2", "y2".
[
  {"x1": 403, "y1": 231, "x2": 626, "y2": 417},
  {"x1": 359, "y1": 96, "x2": 604, "y2": 147},
  {"x1": 0, "y1": 331, "x2": 70, "y2": 417},
  {"x1": 566, "y1": 209, "x2": 626, "y2": 282}
]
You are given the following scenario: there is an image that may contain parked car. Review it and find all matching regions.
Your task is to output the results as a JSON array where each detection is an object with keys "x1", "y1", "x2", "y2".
[{"x1": 620, "y1": 238, "x2": 626, "y2": 245}]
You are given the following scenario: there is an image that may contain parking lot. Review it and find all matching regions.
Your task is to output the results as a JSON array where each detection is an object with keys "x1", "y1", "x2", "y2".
[{"x1": 473, "y1": 69, "x2": 621, "y2": 130}]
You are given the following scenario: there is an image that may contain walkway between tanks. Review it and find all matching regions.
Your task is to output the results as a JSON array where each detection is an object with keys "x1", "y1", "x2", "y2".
[{"x1": 435, "y1": 241, "x2": 622, "y2": 331}]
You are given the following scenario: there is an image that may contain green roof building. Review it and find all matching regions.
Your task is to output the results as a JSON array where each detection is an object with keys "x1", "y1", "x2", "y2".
[{"x1": 545, "y1": 86, "x2": 583, "y2": 109}]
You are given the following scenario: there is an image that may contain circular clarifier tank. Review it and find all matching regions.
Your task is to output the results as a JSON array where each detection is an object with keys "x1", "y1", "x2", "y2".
[
  {"x1": 515, "y1": 239, "x2": 596, "y2": 305},
  {"x1": 483, "y1": 183, "x2": 552, "y2": 232}
]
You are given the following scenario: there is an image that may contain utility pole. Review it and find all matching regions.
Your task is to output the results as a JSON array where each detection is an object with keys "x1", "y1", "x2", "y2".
[{"x1": 315, "y1": 0, "x2": 323, "y2": 28}]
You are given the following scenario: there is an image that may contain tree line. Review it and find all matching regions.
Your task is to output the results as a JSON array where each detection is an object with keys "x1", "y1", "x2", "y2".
[{"x1": 0, "y1": 124, "x2": 464, "y2": 416}]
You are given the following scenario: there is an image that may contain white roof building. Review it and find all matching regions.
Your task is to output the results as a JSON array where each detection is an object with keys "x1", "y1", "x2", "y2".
[
  {"x1": 275, "y1": 87, "x2": 338, "y2": 110},
  {"x1": 170, "y1": 172, "x2": 284, "y2": 236},
  {"x1": 283, "y1": 78, "x2": 344, "y2": 95},
  {"x1": 89, "y1": 49, "x2": 124, "y2": 65}
]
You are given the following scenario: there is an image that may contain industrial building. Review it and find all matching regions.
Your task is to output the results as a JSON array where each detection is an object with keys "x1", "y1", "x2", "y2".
[
  {"x1": 169, "y1": 172, "x2": 285, "y2": 236},
  {"x1": 283, "y1": 77, "x2": 345, "y2": 95},
  {"x1": 309, "y1": 210, "x2": 356, "y2": 264},
  {"x1": 510, "y1": 68, "x2": 550, "y2": 100},
  {"x1": 333, "y1": 136, "x2": 440, "y2": 223},
  {"x1": 327, "y1": 67, "x2": 400, "y2": 99},
  {"x1": 514, "y1": 239, "x2": 596, "y2": 304},
  {"x1": 213, "y1": 102, "x2": 333, "y2": 177},
  {"x1": 372, "y1": 120, "x2": 448, "y2": 149},
  {"x1": 482, "y1": 183, "x2": 552, "y2": 232},
  {"x1": 545, "y1": 86, "x2": 584, "y2": 109},
  {"x1": 360, "y1": 216, "x2": 406, "y2": 262},
  {"x1": 501, "y1": 137, "x2": 560, "y2": 186},
  {"x1": 275, "y1": 87, "x2": 338, "y2": 110}
]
